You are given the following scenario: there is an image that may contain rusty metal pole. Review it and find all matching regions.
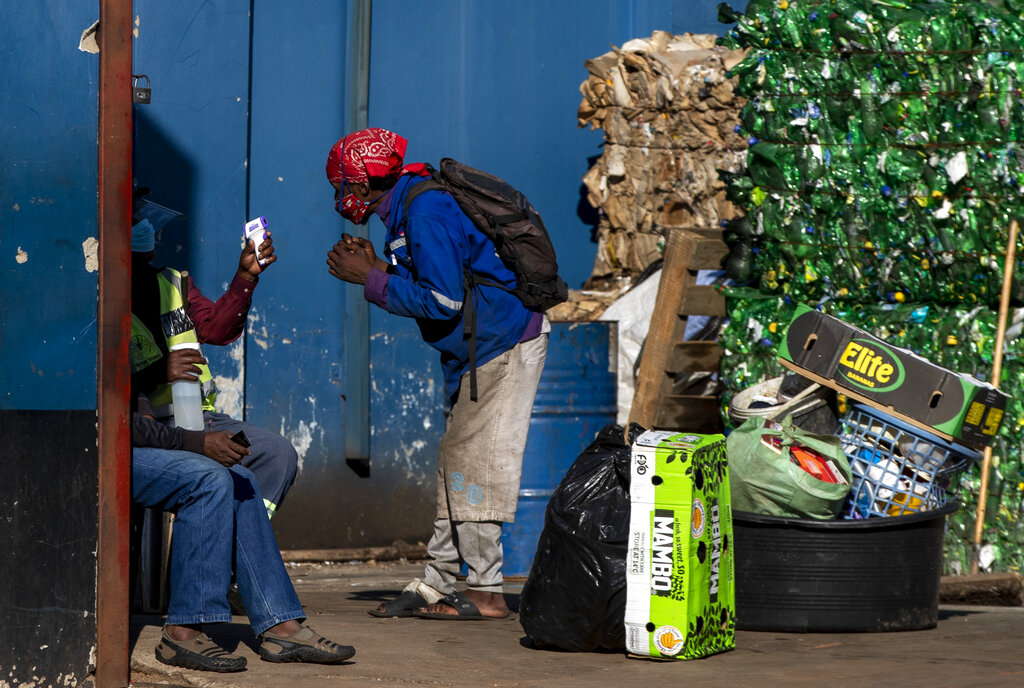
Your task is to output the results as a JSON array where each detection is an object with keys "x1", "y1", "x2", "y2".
[{"x1": 96, "y1": 0, "x2": 134, "y2": 685}]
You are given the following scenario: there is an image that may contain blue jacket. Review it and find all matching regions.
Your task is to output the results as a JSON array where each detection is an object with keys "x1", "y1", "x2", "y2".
[{"x1": 374, "y1": 172, "x2": 534, "y2": 399}]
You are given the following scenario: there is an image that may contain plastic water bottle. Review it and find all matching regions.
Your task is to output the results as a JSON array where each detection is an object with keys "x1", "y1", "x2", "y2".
[{"x1": 169, "y1": 342, "x2": 204, "y2": 431}]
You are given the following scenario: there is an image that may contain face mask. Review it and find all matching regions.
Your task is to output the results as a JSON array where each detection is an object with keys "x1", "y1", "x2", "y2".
[
  {"x1": 336, "y1": 193, "x2": 371, "y2": 224},
  {"x1": 335, "y1": 189, "x2": 386, "y2": 225}
]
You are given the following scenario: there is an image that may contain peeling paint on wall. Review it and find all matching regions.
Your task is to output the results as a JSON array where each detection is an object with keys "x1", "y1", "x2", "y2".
[
  {"x1": 247, "y1": 309, "x2": 270, "y2": 350},
  {"x1": 391, "y1": 439, "x2": 431, "y2": 485},
  {"x1": 283, "y1": 417, "x2": 321, "y2": 474},
  {"x1": 0, "y1": 655, "x2": 83, "y2": 683},
  {"x1": 2, "y1": 670, "x2": 83, "y2": 687},
  {"x1": 81, "y1": 237, "x2": 98, "y2": 273},
  {"x1": 212, "y1": 338, "x2": 245, "y2": 419},
  {"x1": 78, "y1": 20, "x2": 99, "y2": 53},
  {"x1": 15, "y1": 247, "x2": 28, "y2": 264},
  {"x1": 275, "y1": 396, "x2": 324, "y2": 475}
]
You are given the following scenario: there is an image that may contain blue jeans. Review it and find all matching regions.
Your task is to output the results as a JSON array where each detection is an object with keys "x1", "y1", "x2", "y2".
[
  {"x1": 203, "y1": 411, "x2": 299, "y2": 518},
  {"x1": 131, "y1": 448, "x2": 304, "y2": 635}
]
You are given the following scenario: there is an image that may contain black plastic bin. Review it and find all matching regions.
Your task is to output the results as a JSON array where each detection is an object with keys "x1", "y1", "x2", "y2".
[{"x1": 733, "y1": 500, "x2": 958, "y2": 632}]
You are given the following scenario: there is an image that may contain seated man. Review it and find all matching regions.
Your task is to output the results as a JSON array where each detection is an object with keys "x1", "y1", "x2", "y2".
[
  {"x1": 130, "y1": 195, "x2": 296, "y2": 519},
  {"x1": 129, "y1": 208, "x2": 353, "y2": 671},
  {"x1": 132, "y1": 399, "x2": 355, "y2": 671}
]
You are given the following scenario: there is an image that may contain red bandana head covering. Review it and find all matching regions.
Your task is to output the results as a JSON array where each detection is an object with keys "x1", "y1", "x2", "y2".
[{"x1": 326, "y1": 128, "x2": 408, "y2": 186}]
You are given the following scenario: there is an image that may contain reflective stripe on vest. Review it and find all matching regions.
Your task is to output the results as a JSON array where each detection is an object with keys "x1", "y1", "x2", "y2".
[{"x1": 143, "y1": 268, "x2": 217, "y2": 416}]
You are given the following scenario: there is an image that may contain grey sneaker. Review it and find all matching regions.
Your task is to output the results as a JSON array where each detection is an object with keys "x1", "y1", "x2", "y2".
[
  {"x1": 155, "y1": 630, "x2": 247, "y2": 673},
  {"x1": 258, "y1": 624, "x2": 355, "y2": 664}
]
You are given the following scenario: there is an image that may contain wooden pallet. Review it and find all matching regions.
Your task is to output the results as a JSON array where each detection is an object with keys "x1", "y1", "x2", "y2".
[{"x1": 628, "y1": 227, "x2": 729, "y2": 433}]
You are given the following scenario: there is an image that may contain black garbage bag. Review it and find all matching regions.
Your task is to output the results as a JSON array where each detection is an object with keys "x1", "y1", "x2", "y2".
[{"x1": 519, "y1": 423, "x2": 643, "y2": 651}]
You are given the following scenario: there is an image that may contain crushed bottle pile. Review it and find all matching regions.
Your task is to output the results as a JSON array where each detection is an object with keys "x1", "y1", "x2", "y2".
[{"x1": 717, "y1": 0, "x2": 1024, "y2": 573}]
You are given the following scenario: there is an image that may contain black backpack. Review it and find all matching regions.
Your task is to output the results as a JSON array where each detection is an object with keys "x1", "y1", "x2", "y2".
[
  {"x1": 401, "y1": 158, "x2": 569, "y2": 401},
  {"x1": 402, "y1": 158, "x2": 568, "y2": 311}
]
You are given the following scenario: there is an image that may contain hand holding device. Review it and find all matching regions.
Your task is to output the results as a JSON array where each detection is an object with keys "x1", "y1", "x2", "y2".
[{"x1": 244, "y1": 217, "x2": 270, "y2": 266}]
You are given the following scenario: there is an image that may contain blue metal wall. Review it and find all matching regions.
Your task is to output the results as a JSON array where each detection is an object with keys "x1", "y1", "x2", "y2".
[
  {"x1": 132, "y1": 0, "x2": 252, "y2": 413},
  {"x1": 244, "y1": 2, "x2": 371, "y2": 543},
  {"x1": 130, "y1": 0, "x2": 385, "y2": 547},
  {"x1": 1, "y1": 2, "x2": 101, "y2": 682},
  {"x1": 126, "y1": 0, "x2": 729, "y2": 548},
  {"x1": 369, "y1": 0, "x2": 725, "y2": 289},
  {"x1": 359, "y1": 0, "x2": 728, "y2": 550},
  {"x1": 1, "y1": 3, "x2": 100, "y2": 410}
]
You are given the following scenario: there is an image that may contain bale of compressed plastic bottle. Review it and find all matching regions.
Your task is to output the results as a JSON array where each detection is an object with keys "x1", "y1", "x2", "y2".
[{"x1": 715, "y1": 0, "x2": 1024, "y2": 573}]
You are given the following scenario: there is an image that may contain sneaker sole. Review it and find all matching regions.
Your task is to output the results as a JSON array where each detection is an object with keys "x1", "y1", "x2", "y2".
[
  {"x1": 157, "y1": 651, "x2": 247, "y2": 673},
  {"x1": 156, "y1": 638, "x2": 247, "y2": 673},
  {"x1": 258, "y1": 645, "x2": 355, "y2": 664}
]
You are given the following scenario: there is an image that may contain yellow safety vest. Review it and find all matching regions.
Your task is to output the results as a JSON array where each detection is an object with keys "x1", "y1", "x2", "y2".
[{"x1": 130, "y1": 268, "x2": 217, "y2": 418}]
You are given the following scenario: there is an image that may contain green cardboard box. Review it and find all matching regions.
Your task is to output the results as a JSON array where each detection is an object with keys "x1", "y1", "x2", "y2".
[
  {"x1": 779, "y1": 305, "x2": 1008, "y2": 449},
  {"x1": 625, "y1": 430, "x2": 735, "y2": 660}
]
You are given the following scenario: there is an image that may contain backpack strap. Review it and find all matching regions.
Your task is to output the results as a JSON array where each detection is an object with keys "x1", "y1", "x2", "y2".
[
  {"x1": 460, "y1": 273, "x2": 515, "y2": 402},
  {"x1": 400, "y1": 176, "x2": 445, "y2": 221},
  {"x1": 485, "y1": 209, "x2": 527, "y2": 229},
  {"x1": 461, "y1": 272, "x2": 479, "y2": 402}
]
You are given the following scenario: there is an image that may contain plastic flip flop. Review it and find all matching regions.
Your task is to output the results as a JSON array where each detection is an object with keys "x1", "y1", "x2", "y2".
[{"x1": 367, "y1": 590, "x2": 428, "y2": 618}]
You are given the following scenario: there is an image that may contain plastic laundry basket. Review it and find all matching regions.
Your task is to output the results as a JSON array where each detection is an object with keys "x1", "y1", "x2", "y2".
[{"x1": 835, "y1": 404, "x2": 981, "y2": 519}]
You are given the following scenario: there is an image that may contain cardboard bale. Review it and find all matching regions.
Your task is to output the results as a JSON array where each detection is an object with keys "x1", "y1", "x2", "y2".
[
  {"x1": 624, "y1": 430, "x2": 735, "y2": 660},
  {"x1": 545, "y1": 288, "x2": 620, "y2": 322},
  {"x1": 779, "y1": 305, "x2": 1009, "y2": 449},
  {"x1": 577, "y1": 32, "x2": 748, "y2": 288}
]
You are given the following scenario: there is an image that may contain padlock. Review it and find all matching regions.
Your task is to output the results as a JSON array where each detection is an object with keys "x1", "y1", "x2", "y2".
[{"x1": 132, "y1": 74, "x2": 151, "y2": 105}]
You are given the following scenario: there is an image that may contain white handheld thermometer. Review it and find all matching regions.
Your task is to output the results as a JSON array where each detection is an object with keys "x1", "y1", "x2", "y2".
[{"x1": 244, "y1": 216, "x2": 269, "y2": 265}]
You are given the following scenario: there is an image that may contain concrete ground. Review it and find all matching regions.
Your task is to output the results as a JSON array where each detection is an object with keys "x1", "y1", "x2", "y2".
[{"x1": 129, "y1": 560, "x2": 1024, "y2": 688}]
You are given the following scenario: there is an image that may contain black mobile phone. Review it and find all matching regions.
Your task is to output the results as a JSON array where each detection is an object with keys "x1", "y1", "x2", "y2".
[{"x1": 230, "y1": 429, "x2": 251, "y2": 448}]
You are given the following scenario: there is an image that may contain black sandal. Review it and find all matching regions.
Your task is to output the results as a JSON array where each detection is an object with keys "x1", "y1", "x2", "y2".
[
  {"x1": 413, "y1": 590, "x2": 511, "y2": 620},
  {"x1": 367, "y1": 590, "x2": 428, "y2": 618}
]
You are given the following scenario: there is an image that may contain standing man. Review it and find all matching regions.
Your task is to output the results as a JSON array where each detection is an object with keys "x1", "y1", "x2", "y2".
[
  {"x1": 324, "y1": 128, "x2": 548, "y2": 620},
  {"x1": 131, "y1": 197, "x2": 297, "y2": 519}
]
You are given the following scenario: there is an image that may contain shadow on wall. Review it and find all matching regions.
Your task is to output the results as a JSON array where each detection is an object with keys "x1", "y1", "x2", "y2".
[
  {"x1": 133, "y1": 108, "x2": 196, "y2": 270},
  {"x1": 578, "y1": 153, "x2": 602, "y2": 245}
]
